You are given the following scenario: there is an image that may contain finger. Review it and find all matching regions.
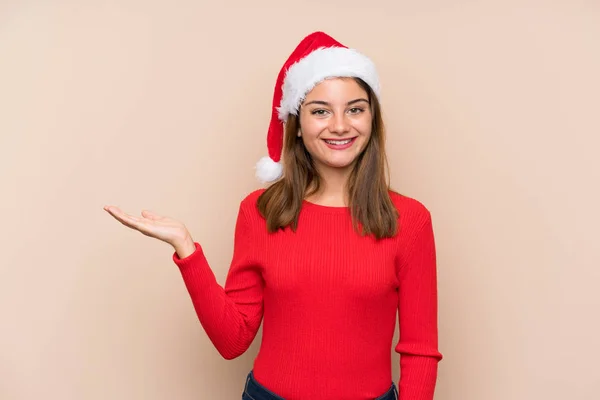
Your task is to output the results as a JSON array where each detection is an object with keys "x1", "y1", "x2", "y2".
[
  {"x1": 104, "y1": 205, "x2": 127, "y2": 220},
  {"x1": 104, "y1": 206, "x2": 144, "y2": 229},
  {"x1": 141, "y1": 209, "x2": 163, "y2": 220}
]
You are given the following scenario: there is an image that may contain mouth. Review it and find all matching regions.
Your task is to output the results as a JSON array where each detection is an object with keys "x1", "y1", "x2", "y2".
[
  {"x1": 322, "y1": 137, "x2": 358, "y2": 150},
  {"x1": 323, "y1": 138, "x2": 355, "y2": 145}
]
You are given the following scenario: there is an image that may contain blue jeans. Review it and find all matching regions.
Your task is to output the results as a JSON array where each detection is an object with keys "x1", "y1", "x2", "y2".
[{"x1": 241, "y1": 371, "x2": 398, "y2": 400}]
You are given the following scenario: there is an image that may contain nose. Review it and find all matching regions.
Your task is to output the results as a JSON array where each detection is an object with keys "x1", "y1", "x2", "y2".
[{"x1": 329, "y1": 112, "x2": 351, "y2": 135}]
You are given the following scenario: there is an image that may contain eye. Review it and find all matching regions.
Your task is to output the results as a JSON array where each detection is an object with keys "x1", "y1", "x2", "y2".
[
  {"x1": 311, "y1": 109, "x2": 329, "y2": 116},
  {"x1": 348, "y1": 107, "x2": 364, "y2": 114}
]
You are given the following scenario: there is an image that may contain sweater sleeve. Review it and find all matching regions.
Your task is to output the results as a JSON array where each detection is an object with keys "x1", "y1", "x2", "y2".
[
  {"x1": 172, "y1": 202, "x2": 264, "y2": 360},
  {"x1": 395, "y1": 209, "x2": 443, "y2": 399}
]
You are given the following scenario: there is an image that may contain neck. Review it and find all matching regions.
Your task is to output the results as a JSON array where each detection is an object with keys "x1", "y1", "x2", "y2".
[{"x1": 306, "y1": 164, "x2": 352, "y2": 207}]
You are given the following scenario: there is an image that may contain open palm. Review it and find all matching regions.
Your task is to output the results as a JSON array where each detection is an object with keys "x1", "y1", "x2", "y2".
[{"x1": 103, "y1": 206, "x2": 191, "y2": 247}]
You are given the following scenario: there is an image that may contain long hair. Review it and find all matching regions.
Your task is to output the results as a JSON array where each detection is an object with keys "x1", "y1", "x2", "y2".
[{"x1": 257, "y1": 78, "x2": 399, "y2": 240}]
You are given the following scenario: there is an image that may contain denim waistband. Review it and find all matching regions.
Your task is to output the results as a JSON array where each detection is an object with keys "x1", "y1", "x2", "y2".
[{"x1": 242, "y1": 371, "x2": 398, "y2": 400}]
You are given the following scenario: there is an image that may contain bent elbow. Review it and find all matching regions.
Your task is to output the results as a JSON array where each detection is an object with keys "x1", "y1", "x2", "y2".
[
  {"x1": 217, "y1": 344, "x2": 249, "y2": 360},
  {"x1": 212, "y1": 334, "x2": 255, "y2": 360}
]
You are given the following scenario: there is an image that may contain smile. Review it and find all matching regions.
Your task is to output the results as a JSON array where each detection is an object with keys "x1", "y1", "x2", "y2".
[
  {"x1": 324, "y1": 138, "x2": 353, "y2": 145},
  {"x1": 322, "y1": 137, "x2": 357, "y2": 150},
  {"x1": 323, "y1": 138, "x2": 356, "y2": 146}
]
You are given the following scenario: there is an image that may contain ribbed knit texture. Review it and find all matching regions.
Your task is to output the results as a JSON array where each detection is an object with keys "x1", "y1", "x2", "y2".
[{"x1": 173, "y1": 189, "x2": 442, "y2": 400}]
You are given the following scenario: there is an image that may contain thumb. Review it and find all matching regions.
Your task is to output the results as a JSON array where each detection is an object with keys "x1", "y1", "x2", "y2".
[{"x1": 141, "y1": 209, "x2": 163, "y2": 220}]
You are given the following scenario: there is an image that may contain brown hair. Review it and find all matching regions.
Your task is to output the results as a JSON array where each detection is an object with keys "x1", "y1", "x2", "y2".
[{"x1": 257, "y1": 78, "x2": 399, "y2": 240}]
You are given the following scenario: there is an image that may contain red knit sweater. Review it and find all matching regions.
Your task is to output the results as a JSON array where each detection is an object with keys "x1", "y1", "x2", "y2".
[{"x1": 172, "y1": 189, "x2": 442, "y2": 400}]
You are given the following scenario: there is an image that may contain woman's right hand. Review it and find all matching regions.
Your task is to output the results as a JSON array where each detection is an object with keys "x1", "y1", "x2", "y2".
[{"x1": 103, "y1": 206, "x2": 197, "y2": 258}]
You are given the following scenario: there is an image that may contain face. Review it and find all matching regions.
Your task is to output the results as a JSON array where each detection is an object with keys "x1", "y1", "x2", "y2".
[{"x1": 298, "y1": 77, "x2": 373, "y2": 175}]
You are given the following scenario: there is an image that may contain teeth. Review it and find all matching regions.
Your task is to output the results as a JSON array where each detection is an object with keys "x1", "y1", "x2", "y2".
[{"x1": 324, "y1": 139, "x2": 352, "y2": 145}]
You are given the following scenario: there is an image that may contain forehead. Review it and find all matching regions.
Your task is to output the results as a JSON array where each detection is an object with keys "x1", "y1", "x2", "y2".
[{"x1": 304, "y1": 77, "x2": 367, "y2": 101}]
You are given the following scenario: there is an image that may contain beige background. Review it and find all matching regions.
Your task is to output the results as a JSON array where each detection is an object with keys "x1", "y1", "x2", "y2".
[{"x1": 1, "y1": 1, "x2": 599, "y2": 399}]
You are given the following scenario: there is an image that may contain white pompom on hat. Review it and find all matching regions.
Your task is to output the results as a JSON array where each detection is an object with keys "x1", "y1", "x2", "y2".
[{"x1": 255, "y1": 31, "x2": 381, "y2": 183}]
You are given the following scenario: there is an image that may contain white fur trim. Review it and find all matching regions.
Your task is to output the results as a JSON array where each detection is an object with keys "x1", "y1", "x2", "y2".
[
  {"x1": 277, "y1": 46, "x2": 380, "y2": 121},
  {"x1": 255, "y1": 156, "x2": 283, "y2": 183}
]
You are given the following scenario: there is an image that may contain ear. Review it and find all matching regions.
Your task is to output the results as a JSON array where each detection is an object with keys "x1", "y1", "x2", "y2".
[{"x1": 297, "y1": 129, "x2": 302, "y2": 137}]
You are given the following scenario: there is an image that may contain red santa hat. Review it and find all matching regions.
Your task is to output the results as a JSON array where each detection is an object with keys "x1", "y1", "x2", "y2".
[{"x1": 255, "y1": 31, "x2": 381, "y2": 183}]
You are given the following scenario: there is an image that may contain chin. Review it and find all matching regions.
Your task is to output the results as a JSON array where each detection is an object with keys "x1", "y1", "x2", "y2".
[{"x1": 322, "y1": 159, "x2": 357, "y2": 169}]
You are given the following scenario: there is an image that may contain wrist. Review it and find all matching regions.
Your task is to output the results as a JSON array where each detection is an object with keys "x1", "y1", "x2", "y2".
[{"x1": 173, "y1": 235, "x2": 196, "y2": 259}]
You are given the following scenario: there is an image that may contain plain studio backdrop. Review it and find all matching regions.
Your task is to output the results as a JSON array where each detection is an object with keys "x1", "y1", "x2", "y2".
[{"x1": 1, "y1": 1, "x2": 599, "y2": 399}]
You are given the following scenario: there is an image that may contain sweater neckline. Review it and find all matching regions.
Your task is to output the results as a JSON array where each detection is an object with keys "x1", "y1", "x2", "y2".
[{"x1": 301, "y1": 199, "x2": 350, "y2": 214}]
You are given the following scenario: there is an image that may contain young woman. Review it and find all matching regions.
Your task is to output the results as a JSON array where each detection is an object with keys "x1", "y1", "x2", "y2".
[{"x1": 104, "y1": 31, "x2": 443, "y2": 400}]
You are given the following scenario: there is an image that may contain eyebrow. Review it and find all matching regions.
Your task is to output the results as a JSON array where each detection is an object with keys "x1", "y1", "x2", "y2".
[{"x1": 303, "y1": 98, "x2": 370, "y2": 107}]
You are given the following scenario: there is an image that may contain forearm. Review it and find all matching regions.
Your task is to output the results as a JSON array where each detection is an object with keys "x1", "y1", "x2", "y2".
[
  {"x1": 398, "y1": 354, "x2": 440, "y2": 399},
  {"x1": 173, "y1": 242, "x2": 263, "y2": 360}
]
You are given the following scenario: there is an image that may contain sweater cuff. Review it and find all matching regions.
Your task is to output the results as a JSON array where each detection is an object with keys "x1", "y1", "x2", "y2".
[
  {"x1": 171, "y1": 242, "x2": 219, "y2": 288},
  {"x1": 172, "y1": 242, "x2": 204, "y2": 266}
]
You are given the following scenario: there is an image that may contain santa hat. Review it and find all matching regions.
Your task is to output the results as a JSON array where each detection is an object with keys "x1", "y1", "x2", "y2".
[{"x1": 255, "y1": 31, "x2": 381, "y2": 183}]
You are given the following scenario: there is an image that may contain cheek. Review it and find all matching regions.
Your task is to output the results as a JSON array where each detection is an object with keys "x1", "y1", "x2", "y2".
[
  {"x1": 355, "y1": 119, "x2": 373, "y2": 137},
  {"x1": 299, "y1": 118, "x2": 327, "y2": 139}
]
